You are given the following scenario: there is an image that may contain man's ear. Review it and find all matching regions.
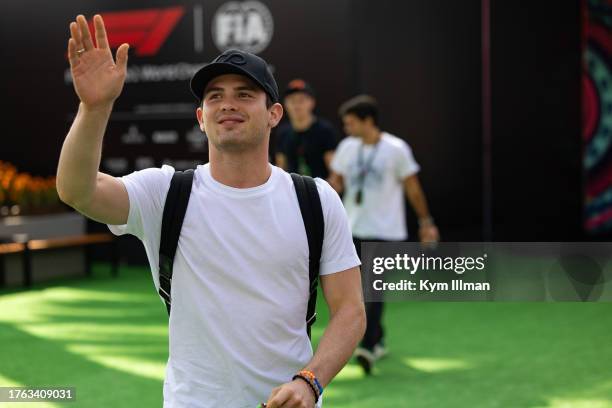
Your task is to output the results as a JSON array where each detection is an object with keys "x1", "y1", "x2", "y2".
[
  {"x1": 196, "y1": 106, "x2": 206, "y2": 132},
  {"x1": 269, "y1": 102, "x2": 284, "y2": 128}
]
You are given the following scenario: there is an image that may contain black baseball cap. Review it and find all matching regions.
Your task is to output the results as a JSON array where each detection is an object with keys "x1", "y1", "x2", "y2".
[
  {"x1": 190, "y1": 49, "x2": 279, "y2": 103},
  {"x1": 284, "y1": 79, "x2": 315, "y2": 98}
]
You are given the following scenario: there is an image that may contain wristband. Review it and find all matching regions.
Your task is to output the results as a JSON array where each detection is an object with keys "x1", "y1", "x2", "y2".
[
  {"x1": 296, "y1": 370, "x2": 323, "y2": 395},
  {"x1": 292, "y1": 374, "x2": 319, "y2": 402},
  {"x1": 312, "y1": 377, "x2": 323, "y2": 396}
]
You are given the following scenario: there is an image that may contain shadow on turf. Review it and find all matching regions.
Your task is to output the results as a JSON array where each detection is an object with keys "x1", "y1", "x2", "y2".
[
  {"x1": 0, "y1": 266, "x2": 170, "y2": 406},
  {"x1": 320, "y1": 302, "x2": 612, "y2": 408},
  {"x1": 0, "y1": 321, "x2": 164, "y2": 407},
  {"x1": 30, "y1": 293, "x2": 169, "y2": 361}
]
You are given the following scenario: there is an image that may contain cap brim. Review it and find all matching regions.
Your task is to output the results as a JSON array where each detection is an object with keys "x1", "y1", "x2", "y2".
[{"x1": 190, "y1": 62, "x2": 268, "y2": 102}]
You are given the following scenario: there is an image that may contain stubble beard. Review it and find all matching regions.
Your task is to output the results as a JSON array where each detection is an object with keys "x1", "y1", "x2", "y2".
[{"x1": 210, "y1": 125, "x2": 267, "y2": 153}]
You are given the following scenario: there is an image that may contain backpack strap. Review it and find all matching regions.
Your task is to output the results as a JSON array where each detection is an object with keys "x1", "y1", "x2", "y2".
[
  {"x1": 291, "y1": 173, "x2": 324, "y2": 339},
  {"x1": 159, "y1": 169, "x2": 194, "y2": 315}
]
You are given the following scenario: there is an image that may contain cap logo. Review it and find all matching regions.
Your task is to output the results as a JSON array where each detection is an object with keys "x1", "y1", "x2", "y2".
[{"x1": 215, "y1": 52, "x2": 247, "y2": 65}]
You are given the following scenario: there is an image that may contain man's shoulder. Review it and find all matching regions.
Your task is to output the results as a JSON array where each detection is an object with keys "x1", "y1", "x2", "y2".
[
  {"x1": 313, "y1": 177, "x2": 346, "y2": 222},
  {"x1": 337, "y1": 135, "x2": 360, "y2": 148},
  {"x1": 382, "y1": 132, "x2": 412, "y2": 150},
  {"x1": 332, "y1": 136, "x2": 360, "y2": 161},
  {"x1": 122, "y1": 164, "x2": 176, "y2": 186},
  {"x1": 313, "y1": 176, "x2": 336, "y2": 198},
  {"x1": 277, "y1": 170, "x2": 337, "y2": 207}
]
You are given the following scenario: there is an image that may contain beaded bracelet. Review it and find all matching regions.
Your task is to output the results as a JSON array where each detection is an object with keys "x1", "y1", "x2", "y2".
[
  {"x1": 296, "y1": 370, "x2": 318, "y2": 386},
  {"x1": 292, "y1": 374, "x2": 320, "y2": 402},
  {"x1": 294, "y1": 370, "x2": 323, "y2": 400},
  {"x1": 312, "y1": 377, "x2": 323, "y2": 397}
]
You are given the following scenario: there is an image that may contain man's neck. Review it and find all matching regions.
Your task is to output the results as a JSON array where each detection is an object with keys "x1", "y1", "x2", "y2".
[
  {"x1": 361, "y1": 128, "x2": 382, "y2": 145},
  {"x1": 290, "y1": 114, "x2": 315, "y2": 132},
  {"x1": 209, "y1": 148, "x2": 272, "y2": 188}
]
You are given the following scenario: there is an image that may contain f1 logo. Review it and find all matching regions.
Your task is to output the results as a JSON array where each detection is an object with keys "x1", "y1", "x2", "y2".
[{"x1": 88, "y1": 7, "x2": 185, "y2": 57}]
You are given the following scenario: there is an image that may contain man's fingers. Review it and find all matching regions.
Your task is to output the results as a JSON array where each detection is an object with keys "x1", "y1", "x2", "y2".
[
  {"x1": 67, "y1": 38, "x2": 79, "y2": 68},
  {"x1": 115, "y1": 43, "x2": 129, "y2": 71},
  {"x1": 69, "y1": 22, "x2": 83, "y2": 51},
  {"x1": 77, "y1": 15, "x2": 94, "y2": 50},
  {"x1": 266, "y1": 387, "x2": 291, "y2": 408},
  {"x1": 93, "y1": 14, "x2": 110, "y2": 50}
]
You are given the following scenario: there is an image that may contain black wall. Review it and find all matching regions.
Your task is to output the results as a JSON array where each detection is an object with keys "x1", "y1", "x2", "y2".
[
  {"x1": 353, "y1": 1, "x2": 483, "y2": 240},
  {"x1": 1, "y1": 0, "x2": 584, "y2": 253},
  {"x1": 490, "y1": 0, "x2": 583, "y2": 240}
]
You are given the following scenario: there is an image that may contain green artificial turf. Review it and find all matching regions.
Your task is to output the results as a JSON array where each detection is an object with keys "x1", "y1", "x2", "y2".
[{"x1": 1, "y1": 265, "x2": 611, "y2": 407}]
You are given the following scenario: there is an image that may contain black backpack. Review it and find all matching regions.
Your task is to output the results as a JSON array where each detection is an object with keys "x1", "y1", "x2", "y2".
[{"x1": 157, "y1": 170, "x2": 324, "y2": 339}]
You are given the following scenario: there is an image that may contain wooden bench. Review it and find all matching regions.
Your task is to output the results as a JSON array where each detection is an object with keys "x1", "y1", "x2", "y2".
[{"x1": 0, "y1": 233, "x2": 118, "y2": 288}]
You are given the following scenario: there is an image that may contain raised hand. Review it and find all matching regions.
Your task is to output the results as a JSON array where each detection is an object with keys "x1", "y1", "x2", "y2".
[{"x1": 67, "y1": 14, "x2": 129, "y2": 109}]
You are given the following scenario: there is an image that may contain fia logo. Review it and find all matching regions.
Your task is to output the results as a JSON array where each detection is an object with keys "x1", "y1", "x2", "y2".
[{"x1": 212, "y1": 1, "x2": 274, "y2": 53}]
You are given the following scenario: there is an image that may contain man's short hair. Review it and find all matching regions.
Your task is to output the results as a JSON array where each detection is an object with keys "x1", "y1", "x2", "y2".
[{"x1": 338, "y1": 95, "x2": 379, "y2": 126}]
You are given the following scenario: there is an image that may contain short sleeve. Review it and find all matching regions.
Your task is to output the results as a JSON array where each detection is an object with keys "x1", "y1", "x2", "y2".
[
  {"x1": 330, "y1": 138, "x2": 351, "y2": 176},
  {"x1": 395, "y1": 141, "x2": 421, "y2": 180},
  {"x1": 316, "y1": 178, "x2": 361, "y2": 276},
  {"x1": 107, "y1": 165, "x2": 175, "y2": 241}
]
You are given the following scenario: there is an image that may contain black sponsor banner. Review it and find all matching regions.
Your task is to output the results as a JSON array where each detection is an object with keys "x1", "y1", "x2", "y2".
[{"x1": 3, "y1": 0, "x2": 354, "y2": 176}]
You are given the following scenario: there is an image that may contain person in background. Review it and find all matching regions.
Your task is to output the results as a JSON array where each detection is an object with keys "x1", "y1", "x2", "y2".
[
  {"x1": 275, "y1": 79, "x2": 338, "y2": 178},
  {"x1": 328, "y1": 94, "x2": 440, "y2": 375}
]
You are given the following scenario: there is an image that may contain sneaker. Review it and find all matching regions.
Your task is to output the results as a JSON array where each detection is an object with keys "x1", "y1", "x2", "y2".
[
  {"x1": 373, "y1": 342, "x2": 388, "y2": 360},
  {"x1": 354, "y1": 347, "x2": 376, "y2": 375}
]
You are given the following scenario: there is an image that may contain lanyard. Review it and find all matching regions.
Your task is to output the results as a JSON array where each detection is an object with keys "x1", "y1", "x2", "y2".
[{"x1": 355, "y1": 141, "x2": 380, "y2": 204}]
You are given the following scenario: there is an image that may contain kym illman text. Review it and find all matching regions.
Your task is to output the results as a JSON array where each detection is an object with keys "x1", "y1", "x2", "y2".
[{"x1": 373, "y1": 279, "x2": 491, "y2": 292}]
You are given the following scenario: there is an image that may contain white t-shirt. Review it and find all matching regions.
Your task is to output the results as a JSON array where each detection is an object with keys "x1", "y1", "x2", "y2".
[
  {"x1": 108, "y1": 163, "x2": 360, "y2": 408},
  {"x1": 331, "y1": 132, "x2": 420, "y2": 240}
]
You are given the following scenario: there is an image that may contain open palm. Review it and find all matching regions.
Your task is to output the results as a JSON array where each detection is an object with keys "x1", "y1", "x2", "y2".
[{"x1": 68, "y1": 15, "x2": 129, "y2": 108}]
